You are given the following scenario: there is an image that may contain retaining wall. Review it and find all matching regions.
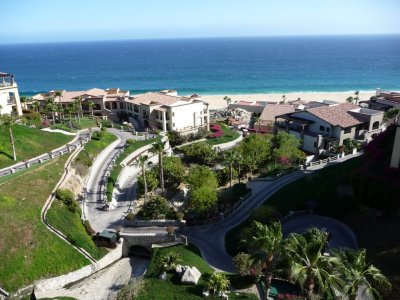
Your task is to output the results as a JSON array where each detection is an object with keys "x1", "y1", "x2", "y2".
[{"x1": 123, "y1": 219, "x2": 185, "y2": 227}]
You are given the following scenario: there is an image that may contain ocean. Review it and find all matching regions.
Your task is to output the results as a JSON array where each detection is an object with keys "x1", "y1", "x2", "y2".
[{"x1": 0, "y1": 35, "x2": 399, "y2": 95}]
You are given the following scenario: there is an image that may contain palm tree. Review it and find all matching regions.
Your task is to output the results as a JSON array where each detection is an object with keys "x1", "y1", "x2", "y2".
[
  {"x1": 54, "y1": 90, "x2": 64, "y2": 120},
  {"x1": 281, "y1": 95, "x2": 287, "y2": 104},
  {"x1": 20, "y1": 96, "x2": 28, "y2": 109},
  {"x1": 347, "y1": 96, "x2": 354, "y2": 103},
  {"x1": 255, "y1": 116, "x2": 261, "y2": 133},
  {"x1": 224, "y1": 150, "x2": 237, "y2": 187},
  {"x1": 73, "y1": 98, "x2": 81, "y2": 122},
  {"x1": 284, "y1": 228, "x2": 343, "y2": 299},
  {"x1": 223, "y1": 96, "x2": 232, "y2": 108},
  {"x1": 354, "y1": 91, "x2": 360, "y2": 104},
  {"x1": 241, "y1": 221, "x2": 283, "y2": 296},
  {"x1": 46, "y1": 98, "x2": 57, "y2": 125},
  {"x1": 150, "y1": 140, "x2": 166, "y2": 193},
  {"x1": 137, "y1": 155, "x2": 150, "y2": 200},
  {"x1": 87, "y1": 101, "x2": 95, "y2": 118},
  {"x1": 0, "y1": 114, "x2": 18, "y2": 161},
  {"x1": 333, "y1": 249, "x2": 391, "y2": 300},
  {"x1": 31, "y1": 101, "x2": 40, "y2": 113},
  {"x1": 235, "y1": 154, "x2": 245, "y2": 184}
]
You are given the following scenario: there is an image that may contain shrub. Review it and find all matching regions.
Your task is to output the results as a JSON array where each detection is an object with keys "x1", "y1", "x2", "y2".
[
  {"x1": 55, "y1": 188, "x2": 80, "y2": 213},
  {"x1": 126, "y1": 212, "x2": 136, "y2": 221},
  {"x1": 233, "y1": 252, "x2": 252, "y2": 276},
  {"x1": 206, "y1": 272, "x2": 230, "y2": 295},
  {"x1": 137, "y1": 196, "x2": 175, "y2": 220},
  {"x1": 160, "y1": 251, "x2": 181, "y2": 271},
  {"x1": 251, "y1": 205, "x2": 278, "y2": 223},
  {"x1": 92, "y1": 131, "x2": 104, "y2": 140},
  {"x1": 176, "y1": 212, "x2": 184, "y2": 221},
  {"x1": 117, "y1": 278, "x2": 144, "y2": 300},
  {"x1": 136, "y1": 169, "x2": 159, "y2": 196},
  {"x1": 83, "y1": 220, "x2": 96, "y2": 236},
  {"x1": 180, "y1": 142, "x2": 217, "y2": 165},
  {"x1": 74, "y1": 150, "x2": 93, "y2": 167},
  {"x1": 166, "y1": 225, "x2": 175, "y2": 235},
  {"x1": 101, "y1": 119, "x2": 112, "y2": 128}
]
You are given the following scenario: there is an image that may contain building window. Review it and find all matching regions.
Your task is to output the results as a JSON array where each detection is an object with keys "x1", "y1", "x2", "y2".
[
  {"x1": 173, "y1": 123, "x2": 175, "y2": 127},
  {"x1": 105, "y1": 102, "x2": 111, "y2": 109},
  {"x1": 327, "y1": 127, "x2": 330, "y2": 133},
  {"x1": 172, "y1": 112, "x2": 175, "y2": 117},
  {"x1": 314, "y1": 142, "x2": 317, "y2": 148},
  {"x1": 372, "y1": 121, "x2": 379, "y2": 130},
  {"x1": 112, "y1": 102, "x2": 117, "y2": 109},
  {"x1": 344, "y1": 127, "x2": 351, "y2": 134},
  {"x1": 320, "y1": 125, "x2": 325, "y2": 131}
]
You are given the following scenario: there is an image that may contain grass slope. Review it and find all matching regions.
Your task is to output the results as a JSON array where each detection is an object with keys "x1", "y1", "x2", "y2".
[
  {"x1": 0, "y1": 125, "x2": 72, "y2": 169},
  {"x1": 46, "y1": 200, "x2": 108, "y2": 260},
  {"x1": 0, "y1": 155, "x2": 89, "y2": 292},
  {"x1": 52, "y1": 117, "x2": 97, "y2": 132},
  {"x1": 206, "y1": 124, "x2": 240, "y2": 146},
  {"x1": 136, "y1": 244, "x2": 257, "y2": 300}
]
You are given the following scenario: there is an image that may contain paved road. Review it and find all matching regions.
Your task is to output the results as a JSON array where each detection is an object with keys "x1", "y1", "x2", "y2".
[
  {"x1": 0, "y1": 129, "x2": 91, "y2": 177},
  {"x1": 181, "y1": 155, "x2": 361, "y2": 272},
  {"x1": 85, "y1": 129, "x2": 144, "y2": 232}
]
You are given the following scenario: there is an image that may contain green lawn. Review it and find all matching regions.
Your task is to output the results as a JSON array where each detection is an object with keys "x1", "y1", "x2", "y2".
[
  {"x1": 0, "y1": 155, "x2": 89, "y2": 292},
  {"x1": 52, "y1": 117, "x2": 98, "y2": 132},
  {"x1": 0, "y1": 125, "x2": 73, "y2": 169},
  {"x1": 74, "y1": 131, "x2": 118, "y2": 168},
  {"x1": 106, "y1": 136, "x2": 161, "y2": 201},
  {"x1": 206, "y1": 124, "x2": 241, "y2": 146},
  {"x1": 136, "y1": 244, "x2": 257, "y2": 300},
  {"x1": 46, "y1": 199, "x2": 108, "y2": 260},
  {"x1": 225, "y1": 157, "x2": 363, "y2": 256}
]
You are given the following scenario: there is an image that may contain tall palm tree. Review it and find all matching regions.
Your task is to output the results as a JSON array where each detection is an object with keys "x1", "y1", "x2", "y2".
[
  {"x1": 46, "y1": 98, "x2": 57, "y2": 125},
  {"x1": 333, "y1": 248, "x2": 391, "y2": 300},
  {"x1": 255, "y1": 116, "x2": 261, "y2": 133},
  {"x1": 354, "y1": 91, "x2": 360, "y2": 105},
  {"x1": 347, "y1": 96, "x2": 354, "y2": 103},
  {"x1": 137, "y1": 155, "x2": 150, "y2": 200},
  {"x1": 87, "y1": 101, "x2": 95, "y2": 118},
  {"x1": 0, "y1": 114, "x2": 17, "y2": 161},
  {"x1": 284, "y1": 228, "x2": 343, "y2": 299},
  {"x1": 73, "y1": 98, "x2": 81, "y2": 122},
  {"x1": 31, "y1": 101, "x2": 40, "y2": 113},
  {"x1": 224, "y1": 150, "x2": 237, "y2": 187},
  {"x1": 19, "y1": 96, "x2": 28, "y2": 109},
  {"x1": 54, "y1": 90, "x2": 64, "y2": 120},
  {"x1": 281, "y1": 95, "x2": 287, "y2": 104},
  {"x1": 235, "y1": 154, "x2": 245, "y2": 184},
  {"x1": 241, "y1": 221, "x2": 283, "y2": 297},
  {"x1": 150, "y1": 140, "x2": 166, "y2": 193},
  {"x1": 223, "y1": 96, "x2": 232, "y2": 108}
]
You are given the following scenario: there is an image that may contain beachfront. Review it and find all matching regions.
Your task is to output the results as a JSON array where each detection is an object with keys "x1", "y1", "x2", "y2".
[{"x1": 202, "y1": 91, "x2": 376, "y2": 110}]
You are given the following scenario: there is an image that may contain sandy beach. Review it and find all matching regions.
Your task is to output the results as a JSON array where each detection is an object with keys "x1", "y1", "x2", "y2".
[{"x1": 202, "y1": 91, "x2": 376, "y2": 110}]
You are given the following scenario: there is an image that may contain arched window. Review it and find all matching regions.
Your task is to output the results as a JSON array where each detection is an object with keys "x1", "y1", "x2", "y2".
[{"x1": 372, "y1": 121, "x2": 379, "y2": 130}]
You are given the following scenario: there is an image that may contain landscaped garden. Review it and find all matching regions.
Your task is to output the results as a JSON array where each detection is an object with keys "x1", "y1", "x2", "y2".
[
  {"x1": 206, "y1": 123, "x2": 241, "y2": 146},
  {"x1": 225, "y1": 125, "x2": 400, "y2": 299},
  {"x1": 0, "y1": 123, "x2": 73, "y2": 169},
  {"x1": 0, "y1": 155, "x2": 89, "y2": 292},
  {"x1": 128, "y1": 244, "x2": 258, "y2": 300}
]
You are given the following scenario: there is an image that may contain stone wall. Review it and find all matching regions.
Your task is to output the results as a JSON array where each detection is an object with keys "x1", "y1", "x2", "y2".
[
  {"x1": 34, "y1": 239, "x2": 123, "y2": 293},
  {"x1": 123, "y1": 219, "x2": 185, "y2": 228},
  {"x1": 121, "y1": 233, "x2": 176, "y2": 256}
]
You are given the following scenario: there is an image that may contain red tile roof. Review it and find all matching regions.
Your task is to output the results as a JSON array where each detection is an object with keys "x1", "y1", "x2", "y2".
[
  {"x1": 259, "y1": 104, "x2": 295, "y2": 124},
  {"x1": 306, "y1": 102, "x2": 363, "y2": 127}
]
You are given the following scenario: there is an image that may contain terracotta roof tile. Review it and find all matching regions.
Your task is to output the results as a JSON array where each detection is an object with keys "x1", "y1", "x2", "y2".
[
  {"x1": 260, "y1": 104, "x2": 295, "y2": 124},
  {"x1": 306, "y1": 102, "x2": 363, "y2": 127}
]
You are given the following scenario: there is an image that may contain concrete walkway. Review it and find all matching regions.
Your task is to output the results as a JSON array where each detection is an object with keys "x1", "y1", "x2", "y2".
[{"x1": 0, "y1": 129, "x2": 91, "y2": 177}]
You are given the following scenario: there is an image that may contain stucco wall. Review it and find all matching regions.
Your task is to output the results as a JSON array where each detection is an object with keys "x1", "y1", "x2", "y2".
[{"x1": 0, "y1": 84, "x2": 22, "y2": 115}]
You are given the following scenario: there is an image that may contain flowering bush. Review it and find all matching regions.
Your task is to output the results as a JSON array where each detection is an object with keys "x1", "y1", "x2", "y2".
[
  {"x1": 279, "y1": 156, "x2": 291, "y2": 165},
  {"x1": 209, "y1": 124, "x2": 224, "y2": 138}
]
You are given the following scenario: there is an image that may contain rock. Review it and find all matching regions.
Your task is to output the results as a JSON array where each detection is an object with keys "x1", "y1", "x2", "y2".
[
  {"x1": 175, "y1": 264, "x2": 183, "y2": 274},
  {"x1": 181, "y1": 266, "x2": 201, "y2": 285}
]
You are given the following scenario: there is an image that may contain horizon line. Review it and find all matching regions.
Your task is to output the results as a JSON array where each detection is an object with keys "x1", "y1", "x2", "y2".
[{"x1": 1, "y1": 33, "x2": 400, "y2": 46}]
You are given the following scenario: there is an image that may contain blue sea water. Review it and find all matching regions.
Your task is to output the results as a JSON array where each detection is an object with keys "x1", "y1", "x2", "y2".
[{"x1": 0, "y1": 35, "x2": 399, "y2": 95}]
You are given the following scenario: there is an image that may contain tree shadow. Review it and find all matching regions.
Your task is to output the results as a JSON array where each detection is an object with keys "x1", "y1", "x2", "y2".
[{"x1": 0, "y1": 150, "x2": 13, "y2": 160}]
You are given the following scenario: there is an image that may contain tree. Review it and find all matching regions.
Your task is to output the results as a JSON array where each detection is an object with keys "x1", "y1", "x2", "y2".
[
  {"x1": 284, "y1": 228, "x2": 343, "y2": 299},
  {"x1": 186, "y1": 164, "x2": 218, "y2": 190},
  {"x1": 347, "y1": 96, "x2": 354, "y2": 103},
  {"x1": 46, "y1": 98, "x2": 57, "y2": 125},
  {"x1": 333, "y1": 249, "x2": 391, "y2": 300},
  {"x1": 180, "y1": 142, "x2": 217, "y2": 166},
  {"x1": 0, "y1": 114, "x2": 18, "y2": 161},
  {"x1": 272, "y1": 131, "x2": 305, "y2": 164},
  {"x1": 74, "y1": 96, "x2": 83, "y2": 122},
  {"x1": 354, "y1": 91, "x2": 360, "y2": 104},
  {"x1": 384, "y1": 108, "x2": 400, "y2": 123},
  {"x1": 223, "y1": 96, "x2": 232, "y2": 108},
  {"x1": 31, "y1": 101, "x2": 40, "y2": 113},
  {"x1": 281, "y1": 95, "x2": 287, "y2": 104},
  {"x1": 54, "y1": 90, "x2": 63, "y2": 120},
  {"x1": 162, "y1": 156, "x2": 185, "y2": 188},
  {"x1": 239, "y1": 134, "x2": 272, "y2": 174},
  {"x1": 151, "y1": 140, "x2": 167, "y2": 193},
  {"x1": 233, "y1": 252, "x2": 253, "y2": 276},
  {"x1": 136, "y1": 155, "x2": 150, "y2": 200},
  {"x1": 207, "y1": 272, "x2": 230, "y2": 295},
  {"x1": 223, "y1": 150, "x2": 238, "y2": 187},
  {"x1": 137, "y1": 195, "x2": 174, "y2": 220},
  {"x1": 87, "y1": 101, "x2": 95, "y2": 118},
  {"x1": 241, "y1": 221, "x2": 283, "y2": 296},
  {"x1": 190, "y1": 185, "x2": 218, "y2": 212},
  {"x1": 19, "y1": 96, "x2": 28, "y2": 109}
]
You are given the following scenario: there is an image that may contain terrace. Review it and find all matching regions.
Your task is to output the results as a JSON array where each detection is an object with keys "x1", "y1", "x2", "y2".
[{"x1": 0, "y1": 72, "x2": 15, "y2": 88}]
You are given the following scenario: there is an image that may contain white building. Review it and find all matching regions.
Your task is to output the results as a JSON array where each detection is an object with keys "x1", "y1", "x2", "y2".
[{"x1": 0, "y1": 72, "x2": 22, "y2": 116}]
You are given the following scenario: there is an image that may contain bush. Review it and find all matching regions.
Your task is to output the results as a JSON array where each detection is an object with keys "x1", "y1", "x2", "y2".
[
  {"x1": 251, "y1": 205, "x2": 279, "y2": 223},
  {"x1": 233, "y1": 252, "x2": 252, "y2": 276},
  {"x1": 160, "y1": 251, "x2": 181, "y2": 271},
  {"x1": 101, "y1": 119, "x2": 112, "y2": 128},
  {"x1": 83, "y1": 220, "x2": 96, "y2": 236},
  {"x1": 55, "y1": 188, "x2": 80, "y2": 213},
  {"x1": 176, "y1": 212, "x2": 184, "y2": 221},
  {"x1": 136, "y1": 169, "x2": 159, "y2": 196},
  {"x1": 137, "y1": 196, "x2": 175, "y2": 220},
  {"x1": 206, "y1": 272, "x2": 230, "y2": 295},
  {"x1": 92, "y1": 131, "x2": 104, "y2": 140},
  {"x1": 180, "y1": 142, "x2": 217, "y2": 166},
  {"x1": 74, "y1": 150, "x2": 92, "y2": 167},
  {"x1": 117, "y1": 278, "x2": 144, "y2": 300},
  {"x1": 126, "y1": 212, "x2": 136, "y2": 221}
]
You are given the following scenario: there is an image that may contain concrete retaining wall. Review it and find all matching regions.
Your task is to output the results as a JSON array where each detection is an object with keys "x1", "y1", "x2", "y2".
[
  {"x1": 121, "y1": 233, "x2": 176, "y2": 256},
  {"x1": 34, "y1": 239, "x2": 123, "y2": 293},
  {"x1": 123, "y1": 219, "x2": 185, "y2": 227}
]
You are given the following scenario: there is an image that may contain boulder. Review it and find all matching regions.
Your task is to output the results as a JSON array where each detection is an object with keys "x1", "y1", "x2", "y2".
[
  {"x1": 181, "y1": 266, "x2": 201, "y2": 285},
  {"x1": 159, "y1": 271, "x2": 167, "y2": 280},
  {"x1": 175, "y1": 264, "x2": 183, "y2": 274}
]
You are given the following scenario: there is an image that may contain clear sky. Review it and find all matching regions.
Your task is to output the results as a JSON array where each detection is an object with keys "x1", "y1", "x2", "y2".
[{"x1": 1, "y1": 0, "x2": 399, "y2": 44}]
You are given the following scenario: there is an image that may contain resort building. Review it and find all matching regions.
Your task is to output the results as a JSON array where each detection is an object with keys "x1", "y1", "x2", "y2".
[
  {"x1": 274, "y1": 102, "x2": 384, "y2": 155},
  {"x1": 0, "y1": 72, "x2": 23, "y2": 116},
  {"x1": 256, "y1": 104, "x2": 295, "y2": 133},
  {"x1": 360, "y1": 89, "x2": 400, "y2": 111},
  {"x1": 229, "y1": 100, "x2": 269, "y2": 114},
  {"x1": 32, "y1": 88, "x2": 210, "y2": 134}
]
